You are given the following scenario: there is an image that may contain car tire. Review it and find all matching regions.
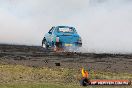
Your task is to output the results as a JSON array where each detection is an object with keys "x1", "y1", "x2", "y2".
[
  {"x1": 53, "y1": 42, "x2": 62, "y2": 51},
  {"x1": 42, "y1": 40, "x2": 48, "y2": 49}
]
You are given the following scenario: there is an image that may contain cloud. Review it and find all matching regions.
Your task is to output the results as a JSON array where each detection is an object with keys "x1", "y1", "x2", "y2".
[{"x1": 0, "y1": 0, "x2": 132, "y2": 53}]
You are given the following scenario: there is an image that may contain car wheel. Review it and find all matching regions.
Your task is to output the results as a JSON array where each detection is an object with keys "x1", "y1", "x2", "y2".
[
  {"x1": 53, "y1": 42, "x2": 62, "y2": 51},
  {"x1": 42, "y1": 40, "x2": 48, "y2": 49}
]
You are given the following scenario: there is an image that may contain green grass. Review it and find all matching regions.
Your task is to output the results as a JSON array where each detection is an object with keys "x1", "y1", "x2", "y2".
[
  {"x1": 0, "y1": 65, "x2": 79, "y2": 84},
  {"x1": 0, "y1": 83, "x2": 65, "y2": 88},
  {"x1": 0, "y1": 83, "x2": 131, "y2": 88},
  {"x1": 0, "y1": 64, "x2": 131, "y2": 88}
]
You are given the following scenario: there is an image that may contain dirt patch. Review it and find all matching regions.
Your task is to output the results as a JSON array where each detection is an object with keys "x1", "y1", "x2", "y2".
[{"x1": 0, "y1": 44, "x2": 132, "y2": 73}]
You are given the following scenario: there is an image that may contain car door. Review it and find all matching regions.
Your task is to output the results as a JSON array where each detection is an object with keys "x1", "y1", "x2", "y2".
[{"x1": 46, "y1": 27, "x2": 54, "y2": 46}]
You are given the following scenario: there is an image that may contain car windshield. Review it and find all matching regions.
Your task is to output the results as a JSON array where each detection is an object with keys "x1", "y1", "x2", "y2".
[{"x1": 58, "y1": 27, "x2": 75, "y2": 33}]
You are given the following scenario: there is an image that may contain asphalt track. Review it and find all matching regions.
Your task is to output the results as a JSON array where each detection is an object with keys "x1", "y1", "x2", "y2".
[{"x1": 0, "y1": 44, "x2": 132, "y2": 73}]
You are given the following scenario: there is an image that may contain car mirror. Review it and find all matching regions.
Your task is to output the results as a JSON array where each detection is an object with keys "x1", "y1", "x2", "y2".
[{"x1": 48, "y1": 31, "x2": 52, "y2": 34}]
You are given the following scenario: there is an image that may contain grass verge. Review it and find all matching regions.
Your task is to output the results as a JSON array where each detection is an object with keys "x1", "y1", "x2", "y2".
[{"x1": 0, "y1": 64, "x2": 131, "y2": 88}]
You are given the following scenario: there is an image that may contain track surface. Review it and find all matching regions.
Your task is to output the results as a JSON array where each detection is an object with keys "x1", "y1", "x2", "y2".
[{"x1": 0, "y1": 44, "x2": 132, "y2": 73}]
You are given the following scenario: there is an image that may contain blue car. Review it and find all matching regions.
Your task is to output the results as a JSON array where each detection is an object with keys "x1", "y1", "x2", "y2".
[{"x1": 42, "y1": 26, "x2": 82, "y2": 51}]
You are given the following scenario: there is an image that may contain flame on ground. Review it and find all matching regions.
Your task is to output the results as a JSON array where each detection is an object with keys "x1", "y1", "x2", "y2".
[{"x1": 81, "y1": 68, "x2": 89, "y2": 78}]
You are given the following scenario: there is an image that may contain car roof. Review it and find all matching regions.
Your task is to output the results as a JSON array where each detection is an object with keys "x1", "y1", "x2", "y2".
[{"x1": 55, "y1": 26, "x2": 75, "y2": 29}]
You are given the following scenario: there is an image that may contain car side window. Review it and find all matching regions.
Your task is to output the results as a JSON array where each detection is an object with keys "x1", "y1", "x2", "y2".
[{"x1": 48, "y1": 27, "x2": 54, "y2": 34}]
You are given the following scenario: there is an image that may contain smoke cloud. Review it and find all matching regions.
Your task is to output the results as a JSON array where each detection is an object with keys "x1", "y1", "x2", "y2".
[{"x1": 0, "y1": 0, "x2": 132, "y2": 53}]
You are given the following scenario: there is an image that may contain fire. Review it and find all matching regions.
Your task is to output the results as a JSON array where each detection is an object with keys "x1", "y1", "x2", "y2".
[
  {"x1": 80, "y1": 68, "x2": 131, "y2": 86},
  {"x1": 81, "y1": 68, "x2": 89, "y2": 78}
]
